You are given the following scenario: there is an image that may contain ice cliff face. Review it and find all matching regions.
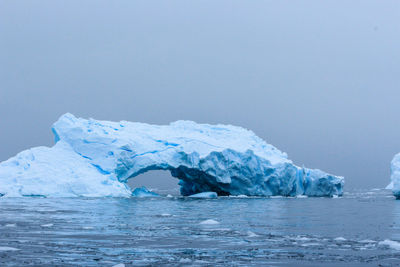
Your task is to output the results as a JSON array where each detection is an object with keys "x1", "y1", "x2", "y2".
[
  {"x1": 0, "y1": 113, "x2": 344, "y2": 197},
  {"x1": 389, "y1": 154, "x2": 400, "y2": 198}
]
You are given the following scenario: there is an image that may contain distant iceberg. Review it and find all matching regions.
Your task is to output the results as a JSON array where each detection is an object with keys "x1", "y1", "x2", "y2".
[
  {"x1": 389, "y1": 154, "x2": 400, "y2": 198},
  {"x1": 131, "y1": 186, "x2": 160, "y2": 198},
  {"x1": 0, "y1": 113, "x2": 344, "y2": 197}
]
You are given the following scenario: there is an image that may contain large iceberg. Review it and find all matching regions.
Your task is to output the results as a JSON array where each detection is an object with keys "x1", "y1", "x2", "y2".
[
  {"x1": 0, "y1": 113, "x2": 344, "y2": 197},
  {"x1": 388, "y1": 154, "x2": 400, "y2": 198}
]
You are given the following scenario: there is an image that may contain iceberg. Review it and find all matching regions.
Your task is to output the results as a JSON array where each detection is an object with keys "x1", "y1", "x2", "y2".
[
  {"x1": 0, "y1": 113, "x2": 344, "y2": 197},
  {"x1": 389, "y1": 154, "x2": 400, "y2": 198},
  {"x1": 131, "y1": 186, "x2": 160, "y2": 198}
]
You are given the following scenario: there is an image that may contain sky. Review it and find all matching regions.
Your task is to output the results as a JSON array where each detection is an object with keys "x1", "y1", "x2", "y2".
[{"x1": 1, "y1": 0, "x2": 399, "y2": 189}]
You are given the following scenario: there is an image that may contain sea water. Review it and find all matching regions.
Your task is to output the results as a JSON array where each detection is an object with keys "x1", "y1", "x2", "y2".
[{"x1": 1, "y1": 189, "x2": 400, "y2": 266}]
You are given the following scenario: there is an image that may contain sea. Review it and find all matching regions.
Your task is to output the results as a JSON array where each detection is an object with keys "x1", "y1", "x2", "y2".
[{"x1": 1, "y1": 188, "x2": 400, "y2": 266}]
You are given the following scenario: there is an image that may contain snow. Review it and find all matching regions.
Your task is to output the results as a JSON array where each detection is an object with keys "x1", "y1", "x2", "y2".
[
  {"x1": 188, "y1": 192, "x2": 218, "y2": 198},
  {"x1": 131, "y1": 187, "x2": 160, "y2": 198},
  {"x1": 0, "y1": 113, "x2": 344, "y2": 197}
]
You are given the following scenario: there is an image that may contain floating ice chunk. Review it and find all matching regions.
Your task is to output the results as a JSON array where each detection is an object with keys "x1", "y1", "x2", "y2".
[
  {"x1": 40, "y1": 224, "x2": 53, "y2": 228},
  {"x1": 379, "y1": 239, "x2": 400, "y2": 250},
  {"x1": 301, "y1": 243, "x2": 321, "y2": 247},
  {"x1": 194, "y1": 260, "x2": 209, "y2": 264},
  {"x1": 188, "y1": 192, "x2": 217, "y2": 198},
  {"x1": 0, "y1": 247, "x2": 19, "y2": 252},
  {"x1": 247, "y1": 231, "x2": 259, "y2": 237},
  {"x1": 5, "y1": 224, "x2": 16, "y2": 227},
  {"x1": 112, "y1": 264, "x2": 125, "y2": 267},
  {"x1": 334, "y1": 237, "x2": 346, "y2": 241},
  {"x1": 199, "y1": 219, "x2": 220, "y2": 225},
  {"x1": 209, "y1": 228, "x2": 231, "y2": 231},
  {"x1": 0, "y1": 113, "x2": 344, "y2": 197},
  {"x1": 360, "y1": 239, "x2": 376, "y2": 243},
  {"x1": 160, "y1": 213, "x2": 172, "y2": 217},
  {"x1": 179, "y1": 258, "x2": 191, "y2": 263},
  {"x1": 295, "y1": 236, "x2": 311, "y2": 241},
  {"x1": 131, "y1": 187, "x2": 160, "y2": 198}
]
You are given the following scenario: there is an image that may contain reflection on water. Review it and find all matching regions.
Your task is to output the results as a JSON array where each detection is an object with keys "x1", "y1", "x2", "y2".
[{"x1": 1, "y1": 189, "x2": 400, "y2": 266}]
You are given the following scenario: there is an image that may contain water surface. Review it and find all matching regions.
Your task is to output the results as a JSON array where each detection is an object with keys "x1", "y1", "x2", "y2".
[{"x1": 1, "y1": 189, "x2": 400, "y2": 266}]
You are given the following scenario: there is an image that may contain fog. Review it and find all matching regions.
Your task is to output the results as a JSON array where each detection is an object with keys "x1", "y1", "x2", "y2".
[{"x1": 1, "y1": 1, "x2": 400, "y2": 189}]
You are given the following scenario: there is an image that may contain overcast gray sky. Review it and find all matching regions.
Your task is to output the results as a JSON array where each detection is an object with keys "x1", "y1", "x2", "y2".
[{"x1": 1, "y1": 0, "x2": 399, "y2": 189}]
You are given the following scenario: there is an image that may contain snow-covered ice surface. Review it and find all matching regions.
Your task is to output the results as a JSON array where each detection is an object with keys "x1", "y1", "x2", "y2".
[
  {"x1": 0, "y1": 188, "x2": 399, "y2": 266},
  {"x1": 0, "y1": 113, "x2": 343, "y2": 197}
]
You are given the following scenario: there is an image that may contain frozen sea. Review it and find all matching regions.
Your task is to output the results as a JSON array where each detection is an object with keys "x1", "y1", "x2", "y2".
[{"x1": 1, "y1": 189, "x2": 400, "y2": 266}]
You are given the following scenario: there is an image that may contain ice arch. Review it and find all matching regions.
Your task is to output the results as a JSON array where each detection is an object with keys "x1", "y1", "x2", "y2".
[
  {"x1": 117, "y1": 148, "x2": 330, "y2": 197},
  {"x1": 127, "y1": 170, "x2": 179, "y2": 193},
  {"x1": 0, "y1": 113, "x2": 344, "y2": 197}
]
